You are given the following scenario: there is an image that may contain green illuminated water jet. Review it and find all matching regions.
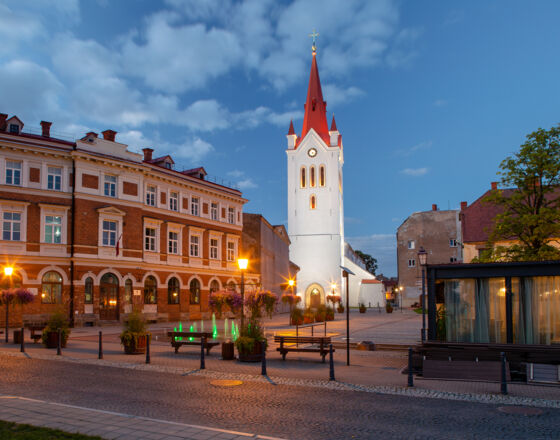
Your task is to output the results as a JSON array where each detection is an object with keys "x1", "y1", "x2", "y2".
[
  {"x1": 224, "y1": 318, "x2": 229, "y2": 340},
  {"x1": 212, "y1": 313, "x2": 218, "y2": 339}
]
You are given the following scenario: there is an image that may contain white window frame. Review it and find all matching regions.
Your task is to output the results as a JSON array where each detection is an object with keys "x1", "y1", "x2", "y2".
[
  {"x1": 169, "y1": 191, "x2": 179, "y2": 212},
  {"x1": 146, "y1": 185, "x2": 156, "y2": 206},
  {"x1": 210, "y1": 237, "x2": 219, "y2": 259},
  {"x1": 2, "y1": 211, "x2": 21, "y2": 241},
  {"x1": 103, "y1": 220, "x2": 118, "y2": 247},
  {"x1": 227, "y1": 240, "x2": 236, "y2": 261},
  {"x1": 104, "y1": 174, "x2": 117, "y2": 198},
  {"x1": 5, "y1": 160, "x2": 22, "y2": 186},
  {"x1": 449, "y1": 238, "x2": 458, "y2": 247},
  {"x1": 191, "y1": 196, "x2": 200, "y2": 216},
  {"x1": 211, "y1": 202, "x2": 218, "y2": 221},
  {"x1": 39, "y1": 204, "x2": 69, "y2": 245},
  {"x1": 97, "y1": 207, "x2": 125, "y2": 256},
  {"x1": 145, "y1": 227, "x2": 156, "y2": 252},
  {"x1": 44, "y1": 215, "x2": 62, "y2": 244},
  {"x1": 190, "y1": 234, "x2": 200, "y2": 257},
  {"x1": 408, "y1": 259, "x2": 416, "y2": 268},
  {"x1": 168, "y1": 230, "x2": 179, "y2": 254},
  {"x1": 408, "y1": 240, "x2": 415, "y2": 250},
  {"x1": 228, "y1": 207, "x2": 235, "y2": 224},
  {"x1": 47, "y1": 166, "x2": 62, "y2": 191}
]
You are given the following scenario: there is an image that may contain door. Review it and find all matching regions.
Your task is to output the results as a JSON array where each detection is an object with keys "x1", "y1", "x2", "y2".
[{"x1": 100, "y1": 273, "x2": 119, "y2": 321}]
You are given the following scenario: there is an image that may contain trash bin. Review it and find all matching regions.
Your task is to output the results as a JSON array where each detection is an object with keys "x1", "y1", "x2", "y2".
[
  {"x1": 13, "y1": 329, "x2": 23, "y2": 345},
  {"x1": 222, "y1": 341, "x2": 235, "y2": 360}
]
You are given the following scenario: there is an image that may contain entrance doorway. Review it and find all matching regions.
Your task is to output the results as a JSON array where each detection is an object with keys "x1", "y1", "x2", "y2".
[
  {"x1": 100, "y1": 273, "x2": 119, "y2": 320},
  {"x1": 304, "y1": 284, "x2": 325, "y2": 308}
]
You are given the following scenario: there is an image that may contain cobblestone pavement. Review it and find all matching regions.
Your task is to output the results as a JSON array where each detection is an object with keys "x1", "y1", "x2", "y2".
[{"x1": 0, "y1": 356, "x2": 559, "y2": 440}]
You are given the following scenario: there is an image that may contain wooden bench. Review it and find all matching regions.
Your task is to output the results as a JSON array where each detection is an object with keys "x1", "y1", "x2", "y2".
[
  {"x1": 167, "y1": 331, "x2": 219, "y2": 354},
  {"x1": 25, "y1": 324, "x2": 46, "y2": 343},
  {"x1": 274, "y1": 335, "x2": 333, "y2": 363}
]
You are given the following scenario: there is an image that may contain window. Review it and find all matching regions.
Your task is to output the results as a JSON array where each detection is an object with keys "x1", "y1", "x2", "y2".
[
  {"x1": 210, "y1": 238, "x2": 219, "y2": 259},
  {"x1": 310, "y1": 195, "x2": 316, "y2": 210},
  {"x1": 85, "y1": 277, "x2": 93, "y2": 304},
  {"x1": 9, "y1": 124, "x2": 19, "y2": 134},
  {"x1": 189, "y1": 278, "x2": 200, "y2": 304},
  {"x1": 209, "y1": 280, "x2": 220, "y2": 293},
  {"x1": 190, "y1": 235, "x2": 200, "y2": 257},
  {"x1": 169, "y1": 192, "x2": 178, "y2": 211},
  {"x1": 450, "y1": 257, "x2": 458, "y2": 263},
  {"x1": 104, "y1": 175, "x2": 117, "y2": 197},
  {"x1": 44, "y1": 215, "x2": 62, "y2": 244},
  {"x1": 146, "y1": 185, "x2": 156, "y2": 206},
  {"x1": 310, "y1": 165, "x2": 316, "y2": 187},
  {"x1": 227, "y1": 281, "x2": 236, "y2": 291},
  {"x1": 41, "y1": 271, "x2": 62, "y2": 304},
  {"x1": 102, "y1": 220, "x2": 117, "y2": 246},
  {"x1": 319, "y1": 165, "x2": 326, "y2": 187},
  {"x1": 145, "y1": 227, "x2": 156, "y2": 251},
  {"x1": 211, "y1": 203, "x2": 218, "y2": 221},
  {"x1": 5, "y1": 161, "x2": 21, "y2": 185},
  {"x1": 2, "y1": 212, "x2": 21, "y2": 241},
  {"x1": 144, "y1": 275, "x2": 157, "y2": 304},
  {"x1": 191, "y1": 197, "x2": 200, "y2": 216},
  {"x1": 408, "y1": 240, "x2": 415, "y2": 250},
  {"x1": 124, "y1": 279, "x2": 132, "y2": 304},
  {"x1": 168, "y1": 231, "x2": 178, "y2": 254},
  {"x1": 47, "y1": 167, "x2": 62, "y2": 191},
  {"x1": 300, "y1": 167, "x2": 306, "y2": 188},
  {"x1": 228, "y1": 207, "x2": 235, "y2": 224},
  {"x1": 450, "y1": 239, "x2": 458, "y2": 247},
  {"x1": 408, "y1": 259, "x2": 416, "y2": 268},
  {"x1": 227, "y1": 241, "x2": 235, "y2": 261},
  {"x1": 168, "y1": 277, "x2": 180, "y2": 304}
]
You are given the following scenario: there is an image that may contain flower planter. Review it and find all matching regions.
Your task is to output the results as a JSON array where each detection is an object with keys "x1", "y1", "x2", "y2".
[
  {"x1": 359, "y1": 308, "x2": 366, "y2": 314},
  {"x1": 123, "y1": 334, "x2": 147, "y2": 354},
  {"x1": 45, "y1": 331, "x2": 67, "y2": 348},
  {"x1": 386, "y1": 307, "x2": 393, "y2": 314},
  {"x1": 222, "y1": 341, "x2": 235, "y2": 360},
  {"x1": 290, "y1": 318, "x2": 303, "y2": 326},
  {"x1": 337, "y1": 306, "x2": 345, "y2": 314},
  {"x1": 238, "y1": 340, "x2": 265, "y2": 363}
]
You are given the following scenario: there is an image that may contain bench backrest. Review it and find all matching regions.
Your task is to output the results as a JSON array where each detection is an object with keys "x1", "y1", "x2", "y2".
[
  {"x1": 274, "y1": 336, "x2": 331, "y2": 344},
  {"x1": 168, "y1": 331, "x2": 214, "y2": 338}
]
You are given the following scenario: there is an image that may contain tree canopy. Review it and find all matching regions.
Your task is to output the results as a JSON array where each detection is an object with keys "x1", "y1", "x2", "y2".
[
  {"x1": 478, "y1": 124, "x2": 560, "y2": 262},
  {"x1": 355, "y1": 250, "x2": 378, "y2": 275}
]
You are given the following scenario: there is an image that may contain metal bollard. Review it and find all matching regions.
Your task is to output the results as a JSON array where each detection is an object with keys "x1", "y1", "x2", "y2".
[
  {"x1": 57, "y1": 328, "x2": 62, "y2": 356},
  {"x1": 98, "y1": 331, "x2": 103, "y2": 360},
  {"x1": 500, "y1": 352, "x2": 508, "y2": 395},
  {"x1": 20, "y1": 327, "x2": 25, "y2": 353},
  {"x1": 200, "y1": 336, "x2": 206, "y2": 370},
  {"x1": 329, "y1": 344, "x2": 335, "y2": 381},
  {"x1": 407, "y1": 347, "x2": 414, "y2": 387},
  {"x1": 145, "y1": 334, "x2": 151, "y2": 364},
  {"x1": 261, "y1": 345, "x2": 267, "y2": 376}
]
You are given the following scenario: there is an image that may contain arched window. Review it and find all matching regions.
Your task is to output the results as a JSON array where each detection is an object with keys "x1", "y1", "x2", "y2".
[
  {"x1": 300, "y1": 167, "x2": 306, "y2": 188},
  {"x1": 310, "y1": 166, "x2": 316, "y2": 187},
  {"x1": 209, "y1": 280, "x2": 220, "y2": 293},
  {"x1": 144, "y1": 276, "x2": 157, "y2": 304},
  {"x1": 168, "y1": 277, "x2": 180, "y2": 304},
  {"x1": 310, "y1": 195, "x2": 317, "y2": 210},
  {"x1": 124, "y1": 279, "x2": 133, "y2": 304},
  {"x1": 85, "y1": 277, "x2": 93, "y2": 304},
  {"x1": 319, "y1": 165, "x2": 326, "y2": 187},
  {"x1": 190, "y1": 278, "x2": 200, "y2": 304},
  {"x1": 227, "y1": 281, "x2": 237, "y2": 292},
  {"x1": 41, "y1": 271, "x2": 62, "y2": 304}
]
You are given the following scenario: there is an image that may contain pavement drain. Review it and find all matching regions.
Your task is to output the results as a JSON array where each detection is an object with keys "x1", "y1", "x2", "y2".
[
  {"x1": 497, "y1": 406, "x2": 544, "y2": 416},
  {"x1": 210, "y1": 379, "x2": 243, "y2": 387}
]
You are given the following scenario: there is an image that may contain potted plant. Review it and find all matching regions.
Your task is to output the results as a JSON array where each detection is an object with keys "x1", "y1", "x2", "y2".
[
  {"x1": 41, "y1": 310, "x2": 70, "y2": 348},
  {"x1": 210, "y1": 289, "x2": 242, "y2": 318},
  {"x1": 281, "y1": 293, "x2": 301, "y2": 325},
  {"x1": 315, "y1": 304, "x2": 327, "y2": 322},
  {"x1": 303, "y1": 308, "x2": 315, "y2": 324},
  {"x1": 325, "y1": 305, "x2": 335, "y2": 321},
  {"x1": 359, "y1": 303, "x2": 367, "y2": 313},
  {"x1": 337, "y1": 303, "x2": 345, "y2": 313},
  {"x1": 385, "y1": 302, "x2": 393, "y2": 314},
  {"x1": 290, "y1": 307, "x2": 304, "y2": 325},
  {"x1": 120, "y1": 310, "x2": 149, "y2": 354},
  {"x1": 0, "y1": 288, "x2": 34, "y2": 343}
]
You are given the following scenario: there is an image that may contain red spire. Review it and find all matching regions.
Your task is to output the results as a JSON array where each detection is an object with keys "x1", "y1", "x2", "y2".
[
  {"x1": 300, "y1": 52, "x2": 329, "y2": 145},
  {"x1": 288, "y1": 119, "x2": 295, "y2": 135},
  {"x1": 330, "y1": 114, "x2": 337, "y2": 131}
]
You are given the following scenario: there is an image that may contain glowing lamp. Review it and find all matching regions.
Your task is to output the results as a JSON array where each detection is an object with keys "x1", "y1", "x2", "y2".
[
  {"x1": 331, "y1": 283, "x2": 336, "y2": 290},
  {"x1": 417, "y1": 247, "x2": 428, "y2": 266},
  {"x1": 237, "y1": 258, "x2": 248, "y2": 270},
  {"x1": 4, "y1": 267, "x2": 13, "y2": 276},
  {"x1": 288, "y1": 279, "x2": 295, "y2": 287}
]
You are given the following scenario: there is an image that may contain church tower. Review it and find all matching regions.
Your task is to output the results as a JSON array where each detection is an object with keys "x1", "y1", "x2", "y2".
[{"x1": 286, "y1": 41, "x2": 344, "y2": 308}]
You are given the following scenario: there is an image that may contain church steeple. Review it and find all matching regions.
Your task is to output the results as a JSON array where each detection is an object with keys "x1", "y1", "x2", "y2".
[{"x1": 300, "y1": 50, "x2": 330, "y2": 146}]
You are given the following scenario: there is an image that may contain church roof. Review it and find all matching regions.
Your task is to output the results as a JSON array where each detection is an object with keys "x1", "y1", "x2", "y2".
[
  {"x1": 288, "y1": 120, "x2": 295, "y2": 135},
  {"x1": 298, "y1": 52, "x2": 330, "y2": 146},
  {"x1": 330, "y1": 115, "x2": 338, "y2": 131}
]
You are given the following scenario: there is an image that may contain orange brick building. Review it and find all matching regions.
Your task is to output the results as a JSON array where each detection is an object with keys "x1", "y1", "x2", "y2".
[{"x1": 0, "y1": 113, "x2": 257, "y2": 327}]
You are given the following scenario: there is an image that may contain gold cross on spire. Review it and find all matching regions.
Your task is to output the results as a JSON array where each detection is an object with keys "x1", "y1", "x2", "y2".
[{"x1": 309, "y1": 29, "x2": 319, "y2": 53}]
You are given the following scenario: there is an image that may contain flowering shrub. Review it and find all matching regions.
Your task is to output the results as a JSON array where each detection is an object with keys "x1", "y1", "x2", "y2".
[
  {"x1": 326, "y1": 295, "x2": 341, "y2": 305},
  {"x1": 0, "y1": 288, "x2": 34, "y2": 306},
  {"x1": 209, "y1": 290, "x2": 242, "y2": 317},
  {"x1": 246, "y1": 290, "x2": 278, "y2": 319},
  {"x1": 280, "y1": 293, "x2": 301, "y2": 305}
]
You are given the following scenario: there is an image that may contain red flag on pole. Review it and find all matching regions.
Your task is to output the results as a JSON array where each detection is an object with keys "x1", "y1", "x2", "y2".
[{"x1": 115, "y1": 233, "x2": 123, "y2": 256}]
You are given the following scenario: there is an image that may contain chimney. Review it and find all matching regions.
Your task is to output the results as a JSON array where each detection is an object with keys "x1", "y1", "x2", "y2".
[
  {"x1": 460, "y1": 201, "x2": 468, "y2": 210},
  {"x1": 0, "y1": 114, "x2": 7, "y2": 131},
  {"x1": 142, "y1": 148, "x2": 154, "y2": 162},
  {"x1": 40, "y1": 121, "x2": 52, "y2": 137},
  {"x1": 432, "y1": 204, "x2": 438, "y2": 211},
  {"x1": 102, "y1": 129, "x2": 117, "y2": 142},
  {"x1": 491, "y1": 182, "x2": 498, "y2": 190}
]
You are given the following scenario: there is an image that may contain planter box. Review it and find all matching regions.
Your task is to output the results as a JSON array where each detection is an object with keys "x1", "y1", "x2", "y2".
[
  {"x1": 222, "y1": 341, "x2": 235, "y2": 360},
  {"x1": 123, "y1": 334, "x2": 147, "y2": 354},
  {"x1": 45, "y1": 331, "x2": 67, "y2": 348},
  {"x1": 238, "y1": 341, "x2": 265, "y2": 363},
  {"x1": 13, "y1": 330, "x2": 23, "y2": 345}
]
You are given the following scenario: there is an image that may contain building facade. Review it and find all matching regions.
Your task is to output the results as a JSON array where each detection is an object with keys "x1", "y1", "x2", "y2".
[
  {"x1": 0, "y1": 113, "x2": 255, "y2": 327},
  {"x1": 396, "y1": 204, "x2": 462, "y2": 307}
]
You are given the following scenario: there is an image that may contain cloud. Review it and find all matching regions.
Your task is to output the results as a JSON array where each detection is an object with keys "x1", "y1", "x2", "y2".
[
  {"x1": 396, "y1": 140, "x2": 432, "y2": 157},
  {"x1": 401, "y1": 167, "x2": 428, "y2": 176},
  {"x1": 323, "y1": 84, "x2": 366, "y2": 107},
  {"x1": 237, "y1": 178, "x2": 258, "y2": 189},
  {"x1": 433, "y1": 99, "x2": 447, "y2": 107},
  {"x1": 346, "y1": 233, "x2": 396, "y2": 276},
  {"x1": 226, "y1": 169, "x2": 258, "y2": 189},
  {"x1": 227, "y1": 170, "x2": 245, "y2": 178},
  {"x1": 385, "y1": 27, "x2": 422, "y2": 68}
]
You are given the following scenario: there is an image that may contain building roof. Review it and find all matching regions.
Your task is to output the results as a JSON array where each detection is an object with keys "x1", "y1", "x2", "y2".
[
  {"x1": 460, "y1": 188, "x2": 512, "y2": 243},
  {"x1": 361, "y1": 279, "x2": 381, "y2": 284}
]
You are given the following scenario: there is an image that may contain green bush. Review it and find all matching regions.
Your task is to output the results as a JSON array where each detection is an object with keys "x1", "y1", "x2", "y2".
[
  {"x1": 41, "y1": 310, "x2": 70, "y2": 346},
  {"x1": 315, "y1": 304, "x2": 327, "y2": 322},
  {"x1": 120, "y1": 310, "x2": 148, "y2": 346}
]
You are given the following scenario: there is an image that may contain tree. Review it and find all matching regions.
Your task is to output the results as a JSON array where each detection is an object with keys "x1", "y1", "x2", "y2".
[
  {"x1": 355, "y1": 250, "x2": 378, "y2": 275},
  {"x1": 479, "y1": 124, "x2": 560, "y2": 262}
]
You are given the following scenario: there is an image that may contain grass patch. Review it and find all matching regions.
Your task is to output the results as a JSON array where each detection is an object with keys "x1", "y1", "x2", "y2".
[
  {"x1": 413, "y1": 308, "x2": 423, "y2": 314},
  {"x1": 0, "y1": 420, "x2": 103, "y2": 439}
]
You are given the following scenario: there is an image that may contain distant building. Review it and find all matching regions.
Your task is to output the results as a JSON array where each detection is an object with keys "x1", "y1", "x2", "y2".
[{"x1": 396, "y1": 204, "x2": 462, "y2": 307}]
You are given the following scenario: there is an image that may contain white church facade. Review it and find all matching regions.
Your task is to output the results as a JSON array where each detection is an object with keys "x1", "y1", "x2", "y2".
[{"x1": 286, "y1": 45, "x2": 384, "y2": 309}]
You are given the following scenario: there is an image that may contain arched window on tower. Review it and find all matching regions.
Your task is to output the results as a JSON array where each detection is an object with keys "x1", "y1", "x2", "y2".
[
  {"x1": 300, "y1": 167, "x2": 306, "y2": 188},
  {"x1": 319, "y1": 165, "x2": 326, "y2": 187},
  {"x1": 310, "y1": 166, "x2": 316, "y2": 187},
  {"x1": 310, "y1": 195, "x2": 317, "y2": 210}
]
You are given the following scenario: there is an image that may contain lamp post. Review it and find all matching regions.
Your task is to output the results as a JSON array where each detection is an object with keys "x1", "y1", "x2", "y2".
[
  {"x1": 3, "y1": 266, "x2": 13, "y2": 343},
  {"x1": 417, "y1": 247, "x2": 428, "y2": 343},
  {"x1": 399, "y1": 286, "x2": 404, "y2": 312},
  {"x1": 340, "y1": 265, "x2": 355, "y2": 366},
  {"x1": 237, "y1": 258, "x2": 248, "y2": 330},
  {"x1": 288, "y1": 278, "x2": 295, "y2": 325}
]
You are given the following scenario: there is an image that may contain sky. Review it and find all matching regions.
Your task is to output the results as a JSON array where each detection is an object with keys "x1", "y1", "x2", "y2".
[{"x1": 2, "y1": 0, "x2": 560, "y2": 276}]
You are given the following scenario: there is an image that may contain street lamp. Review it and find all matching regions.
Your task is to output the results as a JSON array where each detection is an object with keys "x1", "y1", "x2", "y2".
[
  {"x1": 417, "y1": 246, "x2": 428, "y2": 343},
  {"x1": 3, "y1": 266, "x2": 14, "y2": 343},
  {"x1": 237, "y1": 258, "x2": 248, "y2": 330},
  {"x1": 399, "y1": 286, "x2": 404, "y2": 312},
  {"x1": 341, "y1": 265, "x2": 355, "y2": 366},
  {"x1": 288, "y1": 278, "x2": 295, "y2": 325}
]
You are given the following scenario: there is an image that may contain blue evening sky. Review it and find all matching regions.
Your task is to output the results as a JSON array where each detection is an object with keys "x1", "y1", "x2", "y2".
[{"x1": 2, "y1": 0, "x2": 560, "y2": 276}]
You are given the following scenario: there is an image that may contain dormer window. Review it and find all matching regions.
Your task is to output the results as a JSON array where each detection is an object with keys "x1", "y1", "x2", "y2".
[
  {"x1": 9, "y1": 124, "x2": 19, "y2": 134},
  {"x1": 165, "y1": 162, "x2": 172, "y2": 169}
]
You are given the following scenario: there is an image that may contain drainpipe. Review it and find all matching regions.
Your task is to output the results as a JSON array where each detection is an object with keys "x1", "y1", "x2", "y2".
[{"x1": 69, "y1": 149, "x2": 76, "y2": 327}]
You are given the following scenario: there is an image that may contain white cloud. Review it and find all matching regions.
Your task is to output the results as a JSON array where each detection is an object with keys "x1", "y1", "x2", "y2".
[
  {"x1": 323, "y1": 84, "x2": 366, "y2": 107},
  {"x1": 396, "y1": 140, "x2": 432, "y2": 157},
  {"x1": 433, "y1": 99, "x2": 447, "y2": 107},
  {"x1": 401, "y1": 167, "x2": 428, "y2": 176},
  {"x1": 227, "y1": 170, "x2": 245, "y2": 178},
  {"x1": 226, "y1": 169, "x2": 258, "y2": 189},
  {"x1": 237, "y1": 178, "x2": 258, "y2": 189}
]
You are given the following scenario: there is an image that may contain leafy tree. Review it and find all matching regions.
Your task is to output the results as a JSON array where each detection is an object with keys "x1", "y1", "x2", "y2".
[
  {"x1": 355, "y1": 250, "x2": 378, "y2": 275},
  {"x1": 479, "y1": 124, "x2": 560, "y2": 262}
]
